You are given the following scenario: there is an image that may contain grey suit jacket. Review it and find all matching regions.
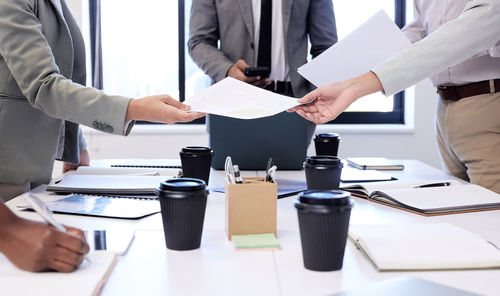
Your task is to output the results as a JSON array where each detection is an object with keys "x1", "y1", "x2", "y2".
[
  {"x1": 188, "y1": 0, "x2": 337, "y2": 97},
  {"x1": 0, "y1": 0, "x2": 133, "y2": 184}
]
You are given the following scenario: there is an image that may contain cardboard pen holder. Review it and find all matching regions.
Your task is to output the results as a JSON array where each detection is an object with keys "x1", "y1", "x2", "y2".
[{"x1": 225, "y1": 177, "x2": 277, "y2": 240}]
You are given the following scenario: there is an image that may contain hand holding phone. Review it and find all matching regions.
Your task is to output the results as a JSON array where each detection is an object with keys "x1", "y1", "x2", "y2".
[{"x1": 244, "y1": 66, "x2": 270, "y2": 78}]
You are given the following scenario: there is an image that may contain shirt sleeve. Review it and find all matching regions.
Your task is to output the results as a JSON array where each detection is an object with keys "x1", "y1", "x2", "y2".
[{"x1": 371, "y1": 0, "x2": 500, "y2": 96}]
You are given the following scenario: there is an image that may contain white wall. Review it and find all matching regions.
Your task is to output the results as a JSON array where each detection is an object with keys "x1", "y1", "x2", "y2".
[{"x1": 58, "y1": 0, "x2": 443, "y2": 175}]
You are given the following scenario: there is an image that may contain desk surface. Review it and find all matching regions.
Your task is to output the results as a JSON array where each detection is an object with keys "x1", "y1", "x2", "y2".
[{"x1": 7, "y1": 160, "x2": 500, "y2": 296}]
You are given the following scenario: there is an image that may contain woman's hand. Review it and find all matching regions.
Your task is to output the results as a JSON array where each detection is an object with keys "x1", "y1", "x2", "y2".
[{"x1": 126, "y1": 95, "x2": 205, "y2": 124}]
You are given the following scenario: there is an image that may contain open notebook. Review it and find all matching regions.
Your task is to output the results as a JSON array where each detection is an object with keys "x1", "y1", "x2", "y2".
[
  {"x1": 349, "y1": 223, "x2": 500, "y2": 271},
  {"x1": 342, "y1": 179, "x2": 500, "y2": 216},
  {"x1": 0, "y1": 251, "x2": 117, "y2": 296}
]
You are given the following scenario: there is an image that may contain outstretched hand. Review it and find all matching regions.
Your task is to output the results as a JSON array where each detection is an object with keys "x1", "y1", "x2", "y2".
[
  {"x1": 126, "y1": 95, "x2": 205, "y2": 124},
  {"x1": 288, "y1": 72, "x2": 384, "y2": 124}
]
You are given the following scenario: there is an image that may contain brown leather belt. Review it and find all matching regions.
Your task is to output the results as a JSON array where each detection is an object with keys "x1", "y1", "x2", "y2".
[{"x1": 437, "y1": 79, "x2": 500, "y2": 101}]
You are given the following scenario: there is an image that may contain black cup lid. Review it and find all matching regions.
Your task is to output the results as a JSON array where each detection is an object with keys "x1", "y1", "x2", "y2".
[
  {"x1": 314, "y1": 133, "x2": 340, "y2": 142},
  {"x1": 304, "y1": 155, "x2": 342, "y2": 166},
  {"x1": 159, "y1": 178, "x2": 206, "y2": 192},
  {"x1": 180, "y1": 146, "x2": 213, "y2": 156},
  {"x1": 298, "y1": 190, "x2": 351, "y2": 205}
]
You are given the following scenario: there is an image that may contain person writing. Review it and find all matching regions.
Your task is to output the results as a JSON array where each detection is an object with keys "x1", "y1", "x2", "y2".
[
  {"x1": 0, "y1": 0, "x2": 205, "y2": 201},
  {"x1": 291, "y1": 0, "x2": 500, "y2": 193},
  {"x1": 0, "y1": 201, "x2": 89, "y2": 272}
]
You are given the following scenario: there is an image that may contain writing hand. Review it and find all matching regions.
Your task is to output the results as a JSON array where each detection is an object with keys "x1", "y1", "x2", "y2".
[{"x1": 0, "y1": 207, "x2": 89, "y2": 272}]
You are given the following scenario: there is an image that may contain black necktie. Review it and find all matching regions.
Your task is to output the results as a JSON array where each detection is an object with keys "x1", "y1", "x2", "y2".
[{"x1": 257, "y1": 0, "x2": 272, "y2": 68}]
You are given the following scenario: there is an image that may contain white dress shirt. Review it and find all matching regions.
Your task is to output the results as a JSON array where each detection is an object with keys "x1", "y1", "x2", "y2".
[
  {"x1": 252, "y1": 0, "x2": 290, "y2": 81},
  {"x1": 372, "y1": 0, "x2": 500, "y2": 95},
  {"x1": 402, "y1": 0, "x2": 500, "y2": 87}
]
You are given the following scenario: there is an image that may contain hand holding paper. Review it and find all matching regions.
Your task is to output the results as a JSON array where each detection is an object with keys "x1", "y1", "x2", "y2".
[
  {"x1": 290, "y1": 10, "x2": 409, "y2": 123},
  {"x1": 289, "y1": 72, "x2": 383, "y2": 123},
  {"x1": 183, "y1": 77, "x2": 301, "y2": 119}
]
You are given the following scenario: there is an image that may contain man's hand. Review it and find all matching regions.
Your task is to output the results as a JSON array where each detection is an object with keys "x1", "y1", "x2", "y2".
[
  {"x1": 126, "y1": 95, "x2": 205, "y2": 124},
  {"x1": 227, "y1": 59, "x2": 271, "y2": 88},
  {"x1": 288, "y1": 72, "x2": 384, "y2": 124},
  {"x1": 0, "y1": 204, "x2": 89, "y2": 272},
  {"x1": 63, "y1": 149, "x2": 90, "y2": 173}
]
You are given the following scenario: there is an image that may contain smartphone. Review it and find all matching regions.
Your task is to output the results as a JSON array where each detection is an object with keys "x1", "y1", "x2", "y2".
[
  {"x1": 244, "y1": 66, "x2": 270, "y2": 78},
  {"x1": 85, "y1": 230, "x2": 135, "y2": 255}
]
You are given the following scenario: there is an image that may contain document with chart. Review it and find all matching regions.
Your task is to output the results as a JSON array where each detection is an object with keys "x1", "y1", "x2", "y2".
[{"x1": 183, "y1": 77, "x2": 301, "y2": 119}]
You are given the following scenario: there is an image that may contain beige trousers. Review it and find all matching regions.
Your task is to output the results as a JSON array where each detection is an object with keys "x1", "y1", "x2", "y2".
[{"x1": 436, "y1": 92, "x2": 500, "y2": 193}]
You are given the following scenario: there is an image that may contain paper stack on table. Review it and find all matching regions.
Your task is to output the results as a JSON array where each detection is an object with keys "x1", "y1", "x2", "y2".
[{"x1": 0, "y1": 251, "x2": 117, "y2": 296}]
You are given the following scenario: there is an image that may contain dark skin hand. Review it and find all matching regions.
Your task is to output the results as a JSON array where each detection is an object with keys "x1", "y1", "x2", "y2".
[
  {"x1": 227, "y1": 59, "x2": 271, "y2": 88},
  {"x1": 0, "y1": 202, "x2": 89, "y2": 272}
]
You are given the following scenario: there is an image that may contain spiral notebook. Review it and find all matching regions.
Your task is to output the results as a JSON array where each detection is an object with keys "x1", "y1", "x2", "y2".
[{"x1": 19, "y1": 194, "x2": 160, "y2": 219}]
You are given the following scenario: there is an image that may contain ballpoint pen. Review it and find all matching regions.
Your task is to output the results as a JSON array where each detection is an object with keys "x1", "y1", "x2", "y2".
[
  {"x1": 233, "y1": 165, "x2": 243, "y2": 184},
  {"x1": 266, "y1": 158, "x2": 274, "y2": 175},
  {"x1": 266, "y1": 165, "x2": 277, "y2": 183},
  {"x1": 25, "y1": 193, "x2": 91, "y2": 262},
  {"x1": 413, "y1": 182, "x2": 451, "y2": 188},
  {"x1": 225, "y1": 156, "x2": 236, "y2": 184}
]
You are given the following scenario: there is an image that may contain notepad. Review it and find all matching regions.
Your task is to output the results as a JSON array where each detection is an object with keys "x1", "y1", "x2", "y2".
[
  {"x1": 349, "y1": 223, "x2": 500, "y2": 271},
  {"x1": 0, "y1": 251, "x2": 117, "y2": 296},
  {"x1": 341, "y1": 179, "x2": 500, "y2": 215},
  {"x1": 346, "y1": 157, "x2": 404, "y2": 171},
  {"x1": 232, "y1": 233, "x2": 280, "y2": 250}
]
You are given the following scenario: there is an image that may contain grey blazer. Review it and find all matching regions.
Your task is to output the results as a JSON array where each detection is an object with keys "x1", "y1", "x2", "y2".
[
  {"x1": 0, "y1": 0, "x2": 132, "y2": 184},
  {"x1": 188, "y1": 0, "x2": 337, "y2": 97}
]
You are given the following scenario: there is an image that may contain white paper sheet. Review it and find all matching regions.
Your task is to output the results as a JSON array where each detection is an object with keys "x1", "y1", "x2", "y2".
[
  {"x1": 183, "y1": 77, "x2": 300, "y2": 119},
  {"x1": 298, "y1": 10, "x2": 410, "y2": 87}
]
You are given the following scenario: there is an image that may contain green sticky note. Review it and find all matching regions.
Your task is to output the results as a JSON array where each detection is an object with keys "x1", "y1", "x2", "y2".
[{"x1": 231, "y1": 233, "x2": 280, "y2": 249}]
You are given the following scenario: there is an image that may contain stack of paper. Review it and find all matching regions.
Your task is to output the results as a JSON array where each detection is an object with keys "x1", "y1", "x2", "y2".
[
  {"x1": 0, "y1": 251, "x2": 117, "y2": 296},
  {"x1": 47, "y1": 175, "x2": 168, "y2": 195}
]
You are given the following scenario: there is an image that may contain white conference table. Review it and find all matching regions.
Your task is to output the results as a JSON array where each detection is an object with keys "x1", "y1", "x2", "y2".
[{"x1": 6, "y1": 160, "x2": 500, "y2": 296}]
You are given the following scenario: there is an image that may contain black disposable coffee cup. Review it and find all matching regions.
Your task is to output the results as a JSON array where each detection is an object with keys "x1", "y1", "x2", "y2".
[
  {"x1": 303, "y1": 156, "x2": 343, "y2": 190},
  {"x1": 314, "y1": 133, "x2": 341, "y2": 157},
  {"x1": 179, "y1": 146, "x2": 213, "y2": 185},
  {"x1": 295, "y1": 190, "x2": 354, "y2": 271},
  {"x1": 157, "y1": 178, "x2": 209, "y2": 251}
]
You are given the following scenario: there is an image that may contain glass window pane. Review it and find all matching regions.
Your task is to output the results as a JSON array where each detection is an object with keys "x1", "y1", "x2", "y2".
[
  {"x1": 333, "y1": 0, "x2": 396, "y2": 112},
  {"x1": 101, "y1": 1, "x2": 179, "y2": 98}
]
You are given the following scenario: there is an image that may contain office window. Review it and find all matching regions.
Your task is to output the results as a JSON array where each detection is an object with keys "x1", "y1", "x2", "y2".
[
  {"x1": 329, "y1": 0, "x2": 406, "y2": 123},
  {"x1": 100, "y1": 0, "x2": 179, "y2": 99},
  {"x1": 96, "y1": 0, "x2": 407, "y2": 124}
]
